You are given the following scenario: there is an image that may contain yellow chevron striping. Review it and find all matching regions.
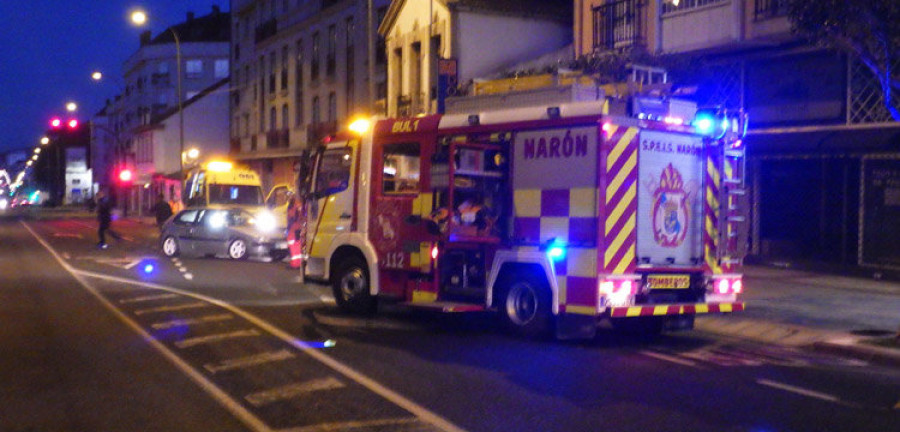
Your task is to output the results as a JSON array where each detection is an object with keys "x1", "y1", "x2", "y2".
[
  {"x1": 604, "y1": 214, "x2": 634, "y2": 266},
  {"x1": 695, "y1": 304, "x2": 709, "y2": 314},
  {"x1": 707, "y1": 160, "x2": 720, "y2": 188},
  {"x1": 606, "y1": 151, "x2": 637, "y2": 204},
  {"x1": 724, "y1": 161, "x2": 733, "y2": 181},
  {"x1": 705, "y1": 216, "x2": 718, "y2": 240},
  {"x1": 605, "y1": 184, "x2": 635, "y2": 234},
  {"x1": 612, "y1": 242, "x2": 636, "y2": 274},
  {"x1": 565, "y1": 305, "x2": 596, "y2": 316},
  {"x1": 653, "y1": 305, "x2": 669, "y2": 316},
  {"x1": 706, "y1": 188, "x2": 718, "y2": 211},
  {"x1": 626, "y1": 307, "x2": 642, "y2": 317},
  {"x1": 719, "y1": 303, "x2": 733, "y2": 313},
  {"x1": 607, "y1": 127, "x2": 638, "y2": 170}
]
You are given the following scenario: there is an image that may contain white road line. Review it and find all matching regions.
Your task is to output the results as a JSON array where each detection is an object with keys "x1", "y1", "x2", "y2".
[
  {"x1": 178, "y1": 267, "x2": 187, "y2": 273},
  {"x1": 245, "y1": 377, "x2": 344, "y2": 407},
  {"x1": 204, "y1": 350, "x2": 296, "y2": 374},
  {"x1": 120, "y1": 293, "x2": 179, "y2": 304},
  {"x1": 756, "y1": 379, "x2": 840, "y2": 403},
  {"x1": 134, "y1": 302, "x2": 209, "y2": 316},
  {"x1": 22, "y1": 221, "x2": 274, "y2": 432},
  {"x1": 277, "y1": 417, "x2": 423, "y2": 432},
  {"x1": 29, "y1": 223, "x2": 466, "y2": 432},
  {"x1": 62, "y1": 252, "x2": 71, "y2": 259},
  {"x1": 175, "y1": 329, "x2": 261, "y2": 349},
  {"x1": 151, "y1": 314, "x2": 235, "y2": 330},
  {"x1": 123, "y1": 259, "x2": 141, "y2": 270},
  {"x1": 640, "y1": 350, "x2": 700, "y2": 368},
  {"x1": 184, "y1": 273, "x2": 194, "y2": 280}
]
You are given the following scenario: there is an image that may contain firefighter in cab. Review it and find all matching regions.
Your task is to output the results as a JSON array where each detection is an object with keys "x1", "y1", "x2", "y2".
[{"x1": 286, "y1": 189, "x2": 308, "y2": 272}]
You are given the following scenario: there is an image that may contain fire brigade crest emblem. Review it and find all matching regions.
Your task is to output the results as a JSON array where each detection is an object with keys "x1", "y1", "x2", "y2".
[{"x1": 648, "y1": 164, "x2": 696, "y2": 248}]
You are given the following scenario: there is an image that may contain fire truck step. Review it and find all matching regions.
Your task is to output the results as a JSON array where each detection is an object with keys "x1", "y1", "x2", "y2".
[{"x1": 401, "y1": 301, "x2": 486, "y2": 313}]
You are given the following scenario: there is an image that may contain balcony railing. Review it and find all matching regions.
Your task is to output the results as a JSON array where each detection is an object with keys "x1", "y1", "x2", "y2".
[
  {"x1": 266, "y1": 129, "x2": 290, "y2": 149},
  {"x1": 661, "y1": 0, "x2": 727, "y2": 14},
  {"x1": 592, "y1": 0, "x2": 644, "y2": 52},
  {"x1": 754, "y1": 0, "x2": 789, "y2": 21}
]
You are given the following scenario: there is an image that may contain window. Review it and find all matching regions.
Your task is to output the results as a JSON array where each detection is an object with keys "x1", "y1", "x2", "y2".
[
  {"x1": 295, "y1": 39, "x2": 304, "y2": 126},
  {"x1": 208, "y1": 185, "x2": 263, "y2": 205},
  {"x1": 312, "y1": 96, "x2": 320, "y2": 125},
  {"x1": 327, "y1": 24, "x2": 336, "y2": 76},
  {"x1": 311, "y1": 32, "x2": 320, "y2": 81},
  {"x1": 328, "y1": 92, "x2": 337, "y2": 122},
  {"x1": 269, "y1": 52, "x2": 276, "y2": 94},
  {"x1": 215, "y1": 59, "x2": 229, "y2": 78},
  {"x1": 382, "y1": 142, "x2": 420, "y2": 194},
  {"x1": 315, "y1": 148, "x2": 352, "y2": 196},
  {"x1": 158, "y1": 62, "x2": 169, "y2": 74},
  {"x1": 281, "y1": 45, "x2": 289, "y2": 90},
  {"x1": 186, "y1": 60, "x2": 203, "y2": 78},
  {"x1": 281, "y1": 104, "x2": 289, "y2": 130},
  {"x1": 235, "y1": 43, "x2": 240, "y2": 61},
  {"x1": 270, "y1": 106, "x2": 277, "y2": 130},
  {"x1": 176, "y1": 210, "x2": 201, "y2": 224}
]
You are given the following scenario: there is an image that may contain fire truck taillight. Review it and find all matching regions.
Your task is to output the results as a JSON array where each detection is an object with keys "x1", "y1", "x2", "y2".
[
  {"x1": 600, "y1": 279, "x2": 638, "y2": 307},
  {"x1": 712, "y1": 277, "x2": 743, "y2": 295}
]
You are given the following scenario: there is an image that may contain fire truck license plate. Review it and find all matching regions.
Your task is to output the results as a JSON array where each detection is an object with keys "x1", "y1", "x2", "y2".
[{"x1": 647, "y1": 275, "x2": 690, "y2": 289}]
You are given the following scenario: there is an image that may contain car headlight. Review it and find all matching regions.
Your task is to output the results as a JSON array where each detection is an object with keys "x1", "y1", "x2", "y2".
[{"x1": 254, "y1": 211, "x2": 277, "y2": 233}]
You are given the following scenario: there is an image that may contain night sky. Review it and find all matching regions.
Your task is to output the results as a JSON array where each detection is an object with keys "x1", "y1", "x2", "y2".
[{"x1": 0, "y1": 1, "x2": 229, "y2": 155}]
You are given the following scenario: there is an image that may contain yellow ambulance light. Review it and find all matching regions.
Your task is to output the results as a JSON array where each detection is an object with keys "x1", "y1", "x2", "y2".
[
  {"x1": 206, "y1": 160, "x2": 233, "y2": 172},
  {"x1": 348, "y1": 118, "x2": 371, "y2": 135}
]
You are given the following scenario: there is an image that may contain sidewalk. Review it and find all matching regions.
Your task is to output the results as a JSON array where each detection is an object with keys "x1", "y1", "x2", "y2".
[{"x1": 697, "y1": 264, "x2": 900, "y2": 368}]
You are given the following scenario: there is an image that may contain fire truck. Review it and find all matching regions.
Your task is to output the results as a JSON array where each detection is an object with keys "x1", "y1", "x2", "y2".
[{"x1": 300, "y1": 90, "x2": 748, "y2": 339}]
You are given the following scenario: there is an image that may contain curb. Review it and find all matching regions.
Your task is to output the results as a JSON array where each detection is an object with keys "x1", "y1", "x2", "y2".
[{"x1": 812, "y1": 338, "x2": 900, "y2": 369}]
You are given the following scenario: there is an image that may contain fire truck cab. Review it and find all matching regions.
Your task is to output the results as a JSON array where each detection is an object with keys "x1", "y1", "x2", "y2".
[{"x1": 301, "y1": 92, "x2": 747, "y2": 339}]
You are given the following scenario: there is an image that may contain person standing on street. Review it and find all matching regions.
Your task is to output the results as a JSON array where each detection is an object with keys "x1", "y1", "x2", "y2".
[
  {"x1": 286, "y1": 190, "x2": 307, "y2": 273},
  {"x1": 152, "y1": 193, "x2": 173, "y2": 229},
  {"x1": 96, "y1": 189, "x2": 122, "y2": 249}
]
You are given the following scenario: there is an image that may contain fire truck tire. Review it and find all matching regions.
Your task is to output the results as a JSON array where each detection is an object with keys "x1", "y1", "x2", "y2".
[
  {"x1": 332, "y1": 257, "x2": 376, "y2": 314},
  {"x1": 497, "y1": 273, "x2": 552, "y2": 338}
]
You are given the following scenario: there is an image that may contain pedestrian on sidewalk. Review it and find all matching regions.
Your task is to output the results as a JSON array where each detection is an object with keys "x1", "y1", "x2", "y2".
[
  {"x1": 96, "y1": 189, "x2": 122, "y2": 249},
  {"x1": 152, "y1": 193, "x2": 173, "y2": 230}
]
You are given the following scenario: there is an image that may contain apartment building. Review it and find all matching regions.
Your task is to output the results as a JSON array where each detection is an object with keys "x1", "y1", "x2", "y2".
[
  {"x1": 578, "y1": 0, "x2": 900, "y2": 271},
  {"x1": 380, "y1": 0, "x2": 572, "y2": 117},
  {"x1": 94, "y1": 6, "x2": 231, "y2": 212},
  {"x1": 230, "y1": 0, "x2": 391, "y2": 192}
]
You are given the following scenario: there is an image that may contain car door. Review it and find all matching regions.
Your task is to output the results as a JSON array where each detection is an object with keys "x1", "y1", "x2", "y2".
[
  {"x1": 169, "y1": 209, "x2": 202, "y2": 255},
  {"x1": 193, "y1": 209, "x2": 230, "y2": 256}
]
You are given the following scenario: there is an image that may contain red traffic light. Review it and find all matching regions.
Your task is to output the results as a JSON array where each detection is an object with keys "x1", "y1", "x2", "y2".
[
  {"x1": 50, "y1": 118, "x2": 62, "y2": 128},
  {"x1": 118, "y1": 169, "x2": 133, "y2": 182},
  {"x1": 68, "y1": 119, "x2": 79, "y2": 129}
]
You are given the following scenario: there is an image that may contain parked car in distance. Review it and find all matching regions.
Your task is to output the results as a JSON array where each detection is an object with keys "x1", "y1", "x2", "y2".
[{"x1": 160, "y1": 206, "x2": 288, "y2": 261}]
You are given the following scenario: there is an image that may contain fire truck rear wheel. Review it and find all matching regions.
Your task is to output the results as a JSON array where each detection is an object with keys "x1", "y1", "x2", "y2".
[
  {"x1": 498, "y1": 274, "x2": 552, "y2": 338},
  {"x1": 332, "y1": 257, "x2": 376, "y2": 314}
]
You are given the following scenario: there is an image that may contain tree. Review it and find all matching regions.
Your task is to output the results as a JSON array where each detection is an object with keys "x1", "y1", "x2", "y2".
[{"x1": 787, "y1": 0, "x2": 900, "y2": 120}]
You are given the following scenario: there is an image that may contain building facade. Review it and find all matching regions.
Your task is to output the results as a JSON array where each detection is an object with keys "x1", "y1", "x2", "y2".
[
  {"x1": 230, "y1": 0, "x2": 391, "y2": 193},
  {"x1": 380, "y1": 0, "x2": 573, "y2": 117},
  {"x1": 579, "y1": 0, "x2": 900, "y2": 272},
  {"x1": 93, "y1": 6, "x2": 231, "y2": 213}
]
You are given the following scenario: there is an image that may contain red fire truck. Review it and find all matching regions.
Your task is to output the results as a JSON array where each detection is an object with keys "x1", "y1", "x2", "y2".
[{"x1": 300, "y1": 93, "x2": 747, "y2": 339}]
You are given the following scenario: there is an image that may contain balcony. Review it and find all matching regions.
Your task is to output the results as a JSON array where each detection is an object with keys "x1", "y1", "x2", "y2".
[
  {"x1": 660, "y1": 0, "x2": 739, "y2": 53},
  {"x1": 592, "y1": 0, "x2": 644, "y2": 52},
  {"x1": 266, "y1": 129, "x2": 290, "y2": 149},
  {"x1": 255, "y1": 18, "x2": 277, "y2": 44}
]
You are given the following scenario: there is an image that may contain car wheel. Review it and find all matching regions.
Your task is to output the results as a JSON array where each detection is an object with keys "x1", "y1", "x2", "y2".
[
  {"x1": 498, "y1": 273, "x2": 552, "y2": 339},
  {"x1": 162, "y1": 236, "x2": 180, "y2": 257},
  {"x1": 331, "y1": 256, "x2": 376, "y2": 314},
  {"x1": 228, "y1": 239, "x2": 248, "y2": 260}
]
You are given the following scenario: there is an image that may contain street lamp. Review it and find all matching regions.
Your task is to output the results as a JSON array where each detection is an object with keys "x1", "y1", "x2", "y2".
[
  {"x1": 130, "y1": 9, "x2": 184, "y2": 181},
  {"x1": 40, "y1": 136, "x2": 49, "y2": 145},
  {"x1": 66, "y1": 102, "x2": 77, "y2": 112}
]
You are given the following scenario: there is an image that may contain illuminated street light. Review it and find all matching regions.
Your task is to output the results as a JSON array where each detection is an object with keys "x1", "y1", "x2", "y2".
[
  {"x1": 66, "y1": 102, "x2": 77, "y2": 112},
  {"x1": 91, "y1": 71, "x2": 103, "y2": 81},
  {"x1": 41, "y1": 136, "x2": 50, "y2": 145},
  {"x1": 26, "y1": 160, "x2": 33, "y2": 167},
  {"x1": 34, "y1": 148, "x2": 41, "y2": 154},
  {"x1": 130, "y1": 10, "x2": 147, "y2": 25},
  {"x1": 31, "y1": 155, "x2": 38, "y2": 161},
  {"x1": 187, "y1": 148, "x2": 200, "y2": 159}
]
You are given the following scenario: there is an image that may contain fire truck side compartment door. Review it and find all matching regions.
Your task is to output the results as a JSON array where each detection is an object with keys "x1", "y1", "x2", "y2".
[{"x1": 306, "y1": 145, "x2": 355, "y2": 276}]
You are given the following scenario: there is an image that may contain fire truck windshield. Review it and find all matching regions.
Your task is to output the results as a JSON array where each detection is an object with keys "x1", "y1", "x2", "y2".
[{"x1": 208, "y1": 184, "x2": 263, "y2": 206}]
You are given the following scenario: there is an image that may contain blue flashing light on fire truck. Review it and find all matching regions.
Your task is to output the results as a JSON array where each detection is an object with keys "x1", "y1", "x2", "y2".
[{"x1": 298, "y1": 81, "x2": 749, "y2": 339}]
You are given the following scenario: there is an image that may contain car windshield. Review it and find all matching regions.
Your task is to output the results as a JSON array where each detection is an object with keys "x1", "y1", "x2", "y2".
[
  {"x1": 208, "y1": 185, "x2": 263, "y2": 206},
  {"x1": 227, "y1": 210, "x2": 254, "y2": 227}
]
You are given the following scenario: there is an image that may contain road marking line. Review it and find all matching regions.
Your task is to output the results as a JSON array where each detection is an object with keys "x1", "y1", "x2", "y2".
[
  {"x1": 151, "y1": 314, "x2": 235, "y2": 330},
  {"x1": 640, "y1": 350, "x2": 700, "y2": 368},
  {"x1": 123, "y1": 260, "x2": 141, "y2": 270},
  {"x1": 277, "y1": 417, "x2": 422, "y2": 432},
  {"x1": 184, "y1": 273, "x2": 194, "y2": 280},
  {"x1": 178, "y1": 267, "x2": 187, "y2": 273},
  {"x1": 204, "y1": 349, "x2": 296, "y2": 373},
  {"x1": 245, "y1": 377, "x2": 344, "y2": 407},
  {"x1": 22, "y1": 221, "x2": 274, "y2": 432},
  {"x1": 62, "y1": 252, "x2": 71, "y2": 259},
  {"x1": 120, "y1": 293, "x2": 179, "y2": 304},
  {"x1": 32, "y1": 236, "x2": 466, "y2": 432},
  {"x1": 175, "y1": 329, "x2": 260, "y2": 349},
  {"x1": 52, "y1": 232, "x2": 83, "y2": 238},
  {"x1": 756, "y1": 379, "x2": 840, "y2": 403},
  {"x1": 134, "y1": 301, "x2": 209, "y2": 315}
]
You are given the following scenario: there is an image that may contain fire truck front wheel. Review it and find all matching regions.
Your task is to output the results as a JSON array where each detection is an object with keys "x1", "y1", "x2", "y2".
[
  {"x1": 498, "y1": 273, "x2": 552, "y2": 338},
  {"x1": 332, "y1": 256, "x2": 376, "y2": 314}
]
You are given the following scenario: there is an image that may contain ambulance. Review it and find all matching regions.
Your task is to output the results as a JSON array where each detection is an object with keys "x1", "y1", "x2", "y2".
[{"x1": 300, "y1": 91, "x2": 748, "y2": 339}]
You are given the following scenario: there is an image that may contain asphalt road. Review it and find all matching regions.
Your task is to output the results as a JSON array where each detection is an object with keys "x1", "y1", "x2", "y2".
[{"x1": 1, "y1": 213, "x2": 898, "y2": 432}]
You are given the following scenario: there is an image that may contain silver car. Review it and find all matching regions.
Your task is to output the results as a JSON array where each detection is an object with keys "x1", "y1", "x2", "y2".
[{"x1": 160, "y1": 206, "x2": 288, "y2": 260}]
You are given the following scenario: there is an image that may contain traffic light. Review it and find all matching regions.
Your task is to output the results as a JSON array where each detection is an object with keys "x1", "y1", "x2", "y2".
[
  {"x1": 50, "y1": 118, "x2": 62, "y2": 129},
  {"x1": 118, "y1": 169, "x2": 133, "y2": 183},
  {"x1": 67, "y1": 119, "x2": 78, "y2": 129}
]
